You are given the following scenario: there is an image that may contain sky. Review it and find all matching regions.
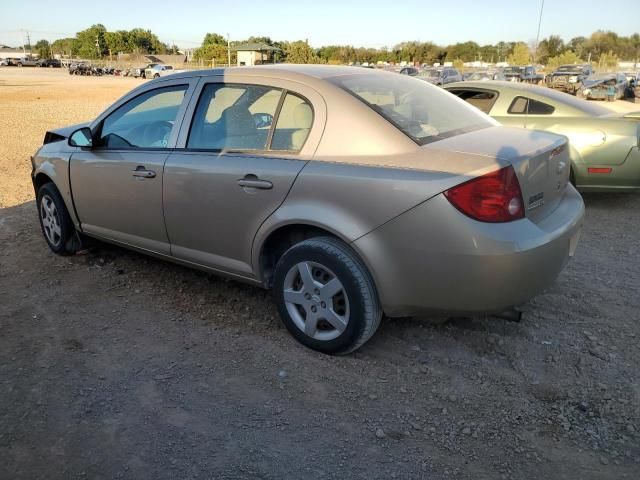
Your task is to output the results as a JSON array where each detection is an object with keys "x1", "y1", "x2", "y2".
[{"x1": 1, "y1": 0, "x2": 638, "y2": 49}]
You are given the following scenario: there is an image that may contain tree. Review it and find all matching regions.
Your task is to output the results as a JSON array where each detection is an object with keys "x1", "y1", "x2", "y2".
[
  {"x1": 507, "y1": 42, "x2": 531, "y2": 65},
  {"x1": 203, "y1": 33, "x2": 226, "y2": 46},
  {"x1": 126, "y1": 28, "x2": 165, "y2": 54},
  {"x1": 73, "y1": 24, "x2": 108, "y2": 59},
  {"x1": 546, "y1": 50, "x2": 583, "y2": 70},
  {"x1": 34, "y1": 39, "x2": 50, "y2": 59},
  {"x1": 537, "y1": 35, "x2": 565, "y2": 63},
  {"x1": 51, "y1": 38, "x2": 75, "y2": 57},
  {"x1": 193, "y1": 43, "x2": 231, "y2": 66},
  {"x1": 284, "y1": 40, "x2": 319, "y2": 64},
  {"x1": 104, "y1": 31, "x2": 129, "y2": 55},
  {"x1": 598, "y1": 50, "x2": 619, "y2": 70}
]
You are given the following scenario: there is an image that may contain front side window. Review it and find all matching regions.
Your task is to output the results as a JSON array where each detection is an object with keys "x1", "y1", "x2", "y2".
[
  {"x1": 99, "y1": 85, "x2": 187, "y2": 149},
  {"x1": 329, "y1": 73, "x2": 495, "y2": 145},
  {"x1": 508, "y1": 96, "x2": 555, "y2": 115},
  {"x1": 188, "y1": 84, "x2": 281, "y2": 151}
]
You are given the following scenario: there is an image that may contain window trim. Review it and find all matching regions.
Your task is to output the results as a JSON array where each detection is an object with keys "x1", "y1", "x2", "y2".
[
  {"x1": 184, "y1": 82, "x2": 315, "y2": 155},
  {"x1": 507, "y1": 95, "x2": 555, "y2": 115},
  {"x1": 93, "y1": 83, "x2": 190, "y2": 151}
]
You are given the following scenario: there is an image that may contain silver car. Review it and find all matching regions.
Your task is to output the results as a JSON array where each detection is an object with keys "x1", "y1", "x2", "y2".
[{"x1": 31, "y1": 66, "x2": 584, "y2": 354}]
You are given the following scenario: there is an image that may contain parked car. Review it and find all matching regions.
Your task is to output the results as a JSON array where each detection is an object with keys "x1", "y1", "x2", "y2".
[
  {"x1": 37, "y1": 58, "x2": 62, "y2": 68},
  {"x1": 445, "y1": 81, "x2": 640, "y2": 192},
  {"x1": 13, "y1": 56, "x2": 39, "y2": 67},
  {"x1": 31, "y1": 66, "x2": 584, "y2": 354},
  {"x1": 463, "y1": 70, "x2": 506, "y2": 81},
  {"x1": 144, "y1": 64, "x2": 180, "y2": 79},
  {"x1": 503, "y1": 65, "x2": 545, "y2": 84},
  {"x1": 134, "y1": 63, "x2": 159, "y2": 78},
  {"x1": 577, "y1": 73, "x2": 627, "y2": 100},
  {"x1": 399, "y1": 66, "x2": 420, "y2": 76},
  {"x1": 416, "y1": 67, "x2": 462, "y2": 85},
  {"x1": 546, "y1": 64, "x2": 593, "y2": 94}
]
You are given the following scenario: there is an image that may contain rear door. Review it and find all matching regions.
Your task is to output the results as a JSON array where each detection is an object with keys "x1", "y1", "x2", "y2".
[
  {"x1": 70, "y1": 79, "x2": 197, "y2": 253},
  {"x1": 163, "y1": 76, "x2": 326, "y2": 277}
]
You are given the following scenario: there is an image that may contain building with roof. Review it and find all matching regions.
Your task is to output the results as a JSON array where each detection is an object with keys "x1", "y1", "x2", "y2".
[
  {"x1": 233, "y1": 43, "x2": 280, "y2": 66},
  {"x1": 0, "y1": 45, "x2": 36, "y2": 60}
]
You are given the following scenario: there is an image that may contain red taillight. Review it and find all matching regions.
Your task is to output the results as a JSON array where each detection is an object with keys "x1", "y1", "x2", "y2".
[{"x1": 444, "y1": 166, "x2": 525, "y2": 223}]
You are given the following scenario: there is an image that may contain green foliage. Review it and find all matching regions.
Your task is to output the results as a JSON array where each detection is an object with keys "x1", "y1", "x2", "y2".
[
  {"x1": 51, "y1": 38, "x2": 75, "y2": 57},
  {"x1": 203, "y1": 33, "x2": 226, "y2": 46},
  {"x1": 34, "y1": 39, "x2": 50, "y2": 59},
  {"x1": 546, "y1": 51, "x2": 583, "y2": 70},
  {"x1": 284, "y1": 40, "x2": 320, "y2": 64},
  {"x1": 73, "y1": 24, "x2": 108, "y2": 59},
  {"x1": 537, "y1": 35, "x2": 564, "y2": 63},
  {"x1": 598, "y1": 50, "x2": 619, "y2": 70},
  {"x1": 507, "y1": 42, "x2": 531, "y2": 65}
]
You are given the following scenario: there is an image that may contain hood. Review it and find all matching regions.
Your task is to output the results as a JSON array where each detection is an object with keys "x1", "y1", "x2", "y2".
[{"x1": 48, "y1": 122, "x2": 91, "y2": 139}]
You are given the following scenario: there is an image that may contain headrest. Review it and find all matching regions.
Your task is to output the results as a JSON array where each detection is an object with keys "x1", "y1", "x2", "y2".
[{"x1": 293, "y1": 102, "x2": 312, "y2": 128}]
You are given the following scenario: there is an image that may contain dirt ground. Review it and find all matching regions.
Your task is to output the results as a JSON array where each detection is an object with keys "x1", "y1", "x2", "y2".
[{"x1": 0, "y1": 68, "x2": 639, "y2": 479}]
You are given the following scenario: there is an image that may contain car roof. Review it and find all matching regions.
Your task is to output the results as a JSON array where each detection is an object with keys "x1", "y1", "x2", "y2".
[{"x1": 163, "y1": 64, "x2": 390, "y2": 81}]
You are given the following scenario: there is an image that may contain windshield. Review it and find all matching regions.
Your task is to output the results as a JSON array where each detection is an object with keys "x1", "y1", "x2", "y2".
[
  {"x1": 504, "y1": 67, "x2": 524, "y2": 74},
  {"x1": 422, "y1": 68, "x2": 439, "y2": 77},
  {"x1": 557, "y1": 65, "x2": 580, "y2": 72},
  {"x1": 468, "y1": 72, "x2": 491, "y2": 80},
  {"x1": 328, "y1": 73, "x2": 496, "y2": 145}
]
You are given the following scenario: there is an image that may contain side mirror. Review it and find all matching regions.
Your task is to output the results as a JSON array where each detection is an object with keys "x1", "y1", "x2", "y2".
[
  {"x1": 253, "y1": 112, "x2": 273, "y2": 129},
  {"x1": 69, "y1": 127, "x2": 93, "y2": 147}
]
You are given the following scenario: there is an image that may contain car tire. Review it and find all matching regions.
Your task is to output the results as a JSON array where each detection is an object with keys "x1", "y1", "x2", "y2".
[
  {"x1": 154, "y1": 73, "x2": 159, "y2": 79},
  {"x1": 37, "y1": 183, "x2": 82, "y2": 255},
  {"x1": 273, "y1": 236, "x2": 382, "y2": 355}
]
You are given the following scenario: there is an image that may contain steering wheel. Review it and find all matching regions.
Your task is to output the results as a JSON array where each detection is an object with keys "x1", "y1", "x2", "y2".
[{"x1": 141, "y1": 121, "x2": 173, "y2": 148}]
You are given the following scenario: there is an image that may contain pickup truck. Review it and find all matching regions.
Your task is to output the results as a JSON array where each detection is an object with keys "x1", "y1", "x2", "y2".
[
  {"x1": 503, "y1": 65, "x2": 545, "y2": 84},
  {"x1": 12, "y1": 56, "x2": 39, "y2": 67},
  {"x1": 144, "y1": 64, "x2": 185, "y2": 79},
  {"x1": 546, "y1": 64, "x2": 593, "y2": 94}
]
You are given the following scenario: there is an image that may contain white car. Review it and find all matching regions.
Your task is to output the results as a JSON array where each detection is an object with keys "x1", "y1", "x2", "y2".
[{"x1": 144, "y1": 64, "x2": 185, "y2": 79}]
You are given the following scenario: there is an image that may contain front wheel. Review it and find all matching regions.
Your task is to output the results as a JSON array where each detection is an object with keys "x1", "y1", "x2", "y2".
[
  {"x1": 37, "y1": 183, "x2": 81, "y2": 255},
  {"x1": 273, "y1": 237, "x2": 382, "y2": 355},
  {"x1": 153, "y1": 73, "x2": 159, "y2": 79}
]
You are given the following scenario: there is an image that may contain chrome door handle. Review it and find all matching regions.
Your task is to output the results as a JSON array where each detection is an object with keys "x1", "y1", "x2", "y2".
[
  {"x1": 132, "y1": 168, "x2": 156, "y2": 178},
  {"x1": 237, "y1": 177, "x2": 273, "y2": 190}
]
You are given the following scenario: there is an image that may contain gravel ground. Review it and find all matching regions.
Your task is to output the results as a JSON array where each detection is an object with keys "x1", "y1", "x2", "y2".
[{"x1": 0, "y1": 69, "x2": 639, "y2": 479}]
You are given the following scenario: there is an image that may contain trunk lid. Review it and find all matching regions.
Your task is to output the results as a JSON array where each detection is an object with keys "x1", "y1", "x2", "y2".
[{"x1": 422, "y1": 126, "x2": 570, "y2": 223}]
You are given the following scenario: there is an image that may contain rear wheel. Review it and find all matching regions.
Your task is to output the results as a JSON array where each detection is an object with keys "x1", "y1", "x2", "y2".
[
  {"x1": 273, "y1": 237, "x2": 382, "y2": 355},
  {"x1": 37, "y1": 183, "x2": 81, "y2": 255},
  {"x1": 153, "y1": 73, "x2": 159, "y2": 79}
]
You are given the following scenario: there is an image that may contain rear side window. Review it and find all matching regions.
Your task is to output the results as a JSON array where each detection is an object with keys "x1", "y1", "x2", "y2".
[
  {"x1": 508, "y1": 96, "x2": 555, "y2": 115},
  {"x1": 271, "y1": 93, "x2": 313, "y2": 151},
  {"x1": 448, "y1": 89, "x2": 498, "y2": 114},
  {"x1": 188, "y1": 84, "x2": 281, "y2": 151}
]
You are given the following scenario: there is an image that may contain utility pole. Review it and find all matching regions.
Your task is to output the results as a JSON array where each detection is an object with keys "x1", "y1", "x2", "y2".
[
  {"x1": 533, "y1": 0, "x2": 545, "y2": 64},
  {"x1": 227, "y1": 33, "x2": 231, "y2": 67},
  {"x1": 95, "y1": 35, "x2": 100, "y2": 58}
]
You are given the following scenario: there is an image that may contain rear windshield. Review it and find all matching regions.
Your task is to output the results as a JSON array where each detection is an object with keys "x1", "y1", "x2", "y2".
[
  {"x1": 328, "y1": 73, "x2": 495, "y2": 145},
  {"x1": 504, "y1": 66, "x2": 525, "y2": 73}
]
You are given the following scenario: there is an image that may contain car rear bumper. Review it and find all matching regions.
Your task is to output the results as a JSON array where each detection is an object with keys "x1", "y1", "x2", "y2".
[{"x1": 353, "y1": 185, "x2": 585, "y2": 317}]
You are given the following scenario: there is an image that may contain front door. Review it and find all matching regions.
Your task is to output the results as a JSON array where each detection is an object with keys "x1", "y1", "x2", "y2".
[
  {"x1": 164, "y1": 81, "x2": 317, "y2": 277},
  {"x1": 70, "y1": 82, "x2": 192, "y2": 253}
]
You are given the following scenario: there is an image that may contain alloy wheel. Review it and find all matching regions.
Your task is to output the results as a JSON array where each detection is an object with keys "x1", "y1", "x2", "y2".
[
  {"x1": 40, "y1": 194, "x2": 62, "y2": 247},
  {"x1": 283, "y1": 261, "x2": 350, "y2": 341}
]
